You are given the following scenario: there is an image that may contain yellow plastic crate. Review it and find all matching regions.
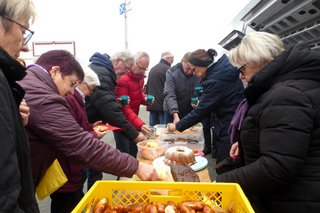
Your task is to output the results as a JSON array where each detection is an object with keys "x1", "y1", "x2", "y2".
[{"x1": 72, "y1": 181, "x2": 254, "y2": 213}]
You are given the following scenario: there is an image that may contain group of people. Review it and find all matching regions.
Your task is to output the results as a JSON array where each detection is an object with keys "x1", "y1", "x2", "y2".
[{"x1": 1, "y1": 0, "x2": 320, "y2": 213}]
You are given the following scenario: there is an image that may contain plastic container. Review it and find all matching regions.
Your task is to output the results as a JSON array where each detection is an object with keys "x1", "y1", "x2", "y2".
[
  {"x1": 137, "y1": 140, "x2": 168, "y2": 160},
  {"x1": 158, "y1": 133, "x2": 204, "y2": 151},
  {"x1": 72, "y1": 181, "x2": 254, "y2": 213},
  {"x1": 154, "y1": 124, "x2": 167, "y2": 136}
]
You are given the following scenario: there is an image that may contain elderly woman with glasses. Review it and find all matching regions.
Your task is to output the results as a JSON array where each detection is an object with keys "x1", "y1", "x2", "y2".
[
  {"x1": 0, "y1": 0, "x2": 39, "y2": 212},
  {"x1": 216, "y1": 31, "x2": 320, "y2": 212},
  {"x1": 20, "y1": 50, "x2": 159, "y2": 212}
]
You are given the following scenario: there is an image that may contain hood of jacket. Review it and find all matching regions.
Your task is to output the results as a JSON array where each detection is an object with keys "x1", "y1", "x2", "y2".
[
  {"x1": 89, "y1": 52, "x2": 114, "y2": 71},
  {"x1": 89, "y1": 63, "x2": 116, "y2": 91},
  {"x1": 205, "y1": 54, "x2": 239, "y2": 83},
  {"x1": 246, "y1": 42, "x2": 320, "y2": 105}
]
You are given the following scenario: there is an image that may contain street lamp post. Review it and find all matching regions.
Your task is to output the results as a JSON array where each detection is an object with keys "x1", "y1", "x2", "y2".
[{"x1": 122, "y1": 0, "x2": 132, "y2": 49}]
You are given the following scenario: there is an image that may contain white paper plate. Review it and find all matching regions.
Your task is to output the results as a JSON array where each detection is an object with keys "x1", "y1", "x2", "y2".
[{"x1": 153, "y1": 155, "x2": 208, "y2": 172}]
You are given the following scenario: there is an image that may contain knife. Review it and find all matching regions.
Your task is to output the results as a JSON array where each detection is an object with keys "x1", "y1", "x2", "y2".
[{"x1": 214, "y1": 156, "x2": 235, "y2": 169}]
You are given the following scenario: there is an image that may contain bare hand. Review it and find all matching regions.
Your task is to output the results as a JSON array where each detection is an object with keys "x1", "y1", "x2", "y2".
[
  {"x1": 92, "y1": 120, "x2": 103, "y2": 127},
  {"x1": 230, "y1": 142, "x2": 239, "y2": 159},
  {"x1": 140, "y1": 124, "x2": 153, "y2": 137},
  {"x1": 191, "y1": 103, "x2": 198, "y2": 109},
  {"x1": 172, "y1": 113, "x2": 180, "y2": 124},
  {"x1": 94, "y1": 128, "x2": 107, "y2": 139},
  {"x1": 20, "y1": 99, "x2": 30, "y2": 126},
  {"x1": 134, "y1": 132, "x2": 147, "y2": 143},
  {"x1": 167, "y1": 123, "x2": 176, "y2": 132},
  {"x1": 135, "y1": 162, "x2": 159, "y2": 181}
]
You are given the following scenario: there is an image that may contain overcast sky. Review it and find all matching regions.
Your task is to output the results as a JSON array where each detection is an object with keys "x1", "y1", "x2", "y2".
[{"x1": 30, "y1": 0, "x2": 251, "y2": 67}]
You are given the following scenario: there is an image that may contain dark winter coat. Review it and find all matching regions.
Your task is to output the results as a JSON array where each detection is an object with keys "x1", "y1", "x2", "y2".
[
  {"x1": 163, "y1": 62, "x2": 200, "y2": 118},
  {"x1": 115, "y1": 71, "x2": 147, "y2": 130},
  {"x1": 0, "y1": 48, "x2": 39, "y2": 212},
  {"x1": 85, "y1": 53, "x2": 139, "y2": 140},
  {"x1": 146, "y1": 59, "x2": 171, "y2": 111},
  {"x1": 176, "y1": 55, "x2": 244, "y2": 135},
  {"x1": 175, "y1": 55, "x2": 244, "y2": 163},
  {"x1": 217, "y1": 43, "x2": 320, "y2": 213},
  {"x1": 20, "y1": 65, "x2": 139, "y2": 187}
]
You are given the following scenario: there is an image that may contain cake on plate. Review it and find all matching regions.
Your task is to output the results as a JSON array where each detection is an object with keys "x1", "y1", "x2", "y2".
[
  {"x1": 170, "y1": 164, "x2": 200, "y2": 182},
  {"x1": 164, "y1": 146, "x2": 195, "y2": 166}
]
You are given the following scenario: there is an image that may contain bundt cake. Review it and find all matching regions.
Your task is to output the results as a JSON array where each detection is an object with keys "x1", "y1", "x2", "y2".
[{"x1": 164, "y1": 146, "x2": 195, "y2": 166}]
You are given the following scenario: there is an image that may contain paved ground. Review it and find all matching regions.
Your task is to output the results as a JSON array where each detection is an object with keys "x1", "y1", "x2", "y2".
[{"x1": 38, "y1": 106, "x2": 217, "y2": 212}]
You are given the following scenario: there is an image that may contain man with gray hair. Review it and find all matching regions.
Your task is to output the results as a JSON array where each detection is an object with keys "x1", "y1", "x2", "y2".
[
  {"x1": 110, "y1": 49, "x2": 134, "y2": 78},
  {"x1": 146, "y1": 51, "x2": 174, "y2": 126},
  {"x1": 115, "y1": 51, "x2": 154, "y2": 157},
  {"x1": 85, "y1": 51, "x2": 147, "y2": 189}
]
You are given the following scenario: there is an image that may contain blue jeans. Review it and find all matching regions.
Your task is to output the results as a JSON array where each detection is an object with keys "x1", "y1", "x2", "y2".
[
  {"x1": 113, "y1": 131, "x2": 137, "y2": 157},
  {"x1": 149, "y1": 111, "x2": 171, "y2": 126}
]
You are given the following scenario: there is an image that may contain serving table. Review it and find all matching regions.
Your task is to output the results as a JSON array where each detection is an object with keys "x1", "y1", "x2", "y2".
[{"x1": 137, "y1": 156, "x2": 212, "y2": 182}]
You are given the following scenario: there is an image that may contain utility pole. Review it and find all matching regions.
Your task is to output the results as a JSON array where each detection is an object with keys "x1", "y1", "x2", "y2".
[{"x1": 120, "y1": 0, "x2": 131, "y2": 49}]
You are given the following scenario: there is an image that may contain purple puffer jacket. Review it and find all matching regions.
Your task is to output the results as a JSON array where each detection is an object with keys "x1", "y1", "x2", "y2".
[
  {"x1": 19, "y1": 65, "x2": 139, "y2": 187},
  {"x1": 56, "y1": 89, "x2": 98, "y2": 192}
]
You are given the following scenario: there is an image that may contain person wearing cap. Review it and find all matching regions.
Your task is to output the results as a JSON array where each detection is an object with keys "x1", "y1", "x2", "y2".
[
  {"x1": 146, "y1": 51, "x2": 174, "y2": 126},
  {"x1": 167, "y1": 48, "x2": 244, "y2": 174},
  {"x1": 49, "y1": 66, "x2": 104, "y2": 212}
]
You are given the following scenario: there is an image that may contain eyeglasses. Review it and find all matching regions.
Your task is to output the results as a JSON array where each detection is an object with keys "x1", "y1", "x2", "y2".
[
  {"x1": 238, "y1": 64, "x2": 247, "y2": 75},
  {"x1": 136, "y1": 62, "x2": 148, "y2": 71},
  {"x1": 83, "y1": 82, "x2": 94, "y2": 94},
  {"x1": 1, "y1": 14, "x2": 34, "y2": 45},
  {"x1": 70, "y1": 80, "x2": 79, "y2": 89}
]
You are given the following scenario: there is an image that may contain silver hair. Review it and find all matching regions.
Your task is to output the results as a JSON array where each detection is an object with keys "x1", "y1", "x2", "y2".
[
  {"x1": 228, "y1": 31, "x2": 284, "y2": 67},
  {"x1": 83, "y1": 66, "x2": 100, "y2": 86},
  {"x1": 0, "y1": 0, "x2": 36, "y2": 31},
  {"x1": 134, "y1": 51, "x2": 150, "y2": 63},
  {"x1": 110, "y1": 49, "x2": 134, "y2": 62},
  {"x1": 161, "y1": 51, "x2": 173, "y2": 59}
]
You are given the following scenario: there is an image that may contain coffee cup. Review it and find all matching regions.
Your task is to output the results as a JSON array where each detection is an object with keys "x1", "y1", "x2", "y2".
[
  {"x1": 191, "y1": 97, "x2": 199, "y2": 105},
  {"x1": 146, "y1": 95, "x2": 154, "y2": 104},
  {"x1": 194, "y1": 86, "x2": 203, "y2": 96},
  {"x1": 119, "y1": 95, "x2": 129, "y2": 106}
]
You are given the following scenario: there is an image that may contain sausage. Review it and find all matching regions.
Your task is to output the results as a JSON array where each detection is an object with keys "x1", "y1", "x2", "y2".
[
  {"x1": 178, "y1": 203, "x2": 195, "y2": 213},
  {"x1": 125, "y1": 203, "x2": 144, "y2": 213},
  {"x1": 113, "y1": 204, "x2": 125, "y2": 213},
  {"x1": 94, "y1": 198, "x2": 108, "y2": 213},
  {"x1": 180, "y1": 201, "x2": 204, "y2": 211},
  {"x1": 151, "y1": 201, "x2": 165, "y2": 213},
  {"x1": 142, "y1": 203, "x2": 158, "y2": 213},
  {"x1": 103, "y1": 205, "x2": 116, "y2": 213},
  {"x1": 203, "y1": 205, "x2": 215, "y2": 213}
]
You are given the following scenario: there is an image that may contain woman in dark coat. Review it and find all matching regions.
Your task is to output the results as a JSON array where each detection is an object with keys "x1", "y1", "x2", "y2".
[
  {"x1": 168, "y1": 48, "x2": 244, "y2": 172},
  {"x1": 0, "y1": 1, "x2": 39, "y2": 212},
  {"x1": 217, "y1": 32, "x2": 320, "y2": 213}
]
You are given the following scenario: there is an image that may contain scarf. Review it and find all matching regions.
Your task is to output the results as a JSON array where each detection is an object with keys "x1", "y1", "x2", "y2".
[{"x1": 228, "y1": 99, "x2": 249, "y2": 144}]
